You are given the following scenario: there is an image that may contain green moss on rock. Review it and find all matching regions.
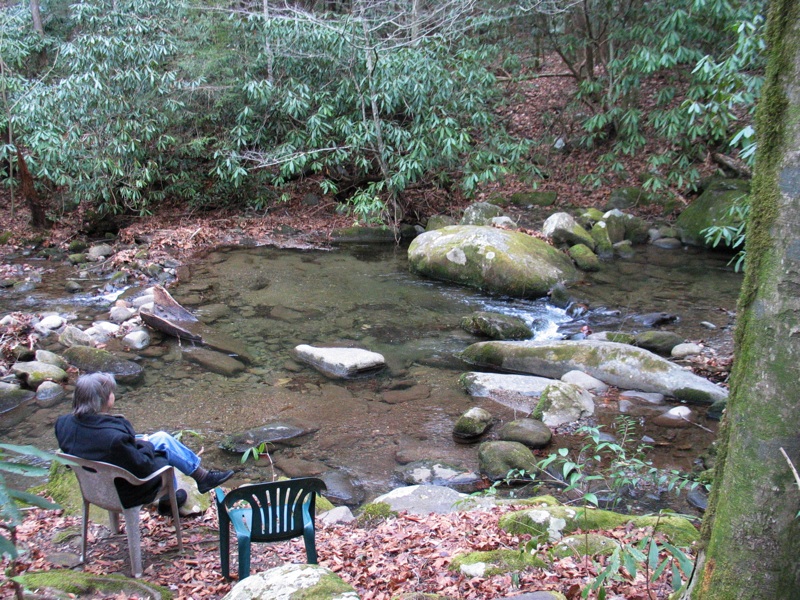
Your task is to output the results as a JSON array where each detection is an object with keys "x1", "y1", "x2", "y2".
[
  {"x1": 16, "y1": 570, "x2": 172, "y2": 599},
  {"x1": 449, "y1": 548, "x2": 547, "y2": 574}
]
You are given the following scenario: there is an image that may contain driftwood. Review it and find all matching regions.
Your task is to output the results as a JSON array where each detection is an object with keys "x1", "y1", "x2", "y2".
[{"x1": 140, "y1": 286, "x2": 253, "y2": 363}]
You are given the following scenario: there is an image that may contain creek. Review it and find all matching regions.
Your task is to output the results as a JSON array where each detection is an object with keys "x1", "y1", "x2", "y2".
[{"x1": 1, "y1": 242, "x2": 741, "y2": 511}]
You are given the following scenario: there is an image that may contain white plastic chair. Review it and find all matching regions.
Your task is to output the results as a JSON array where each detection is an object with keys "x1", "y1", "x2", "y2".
[{"x1": 57, "y1": 453, "x2": 183, "y2": 577}]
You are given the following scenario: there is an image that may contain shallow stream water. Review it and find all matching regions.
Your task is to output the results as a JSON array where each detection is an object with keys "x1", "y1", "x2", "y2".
[{"x1": 1, "y1": 242, "x2": 741, "y2": 509}]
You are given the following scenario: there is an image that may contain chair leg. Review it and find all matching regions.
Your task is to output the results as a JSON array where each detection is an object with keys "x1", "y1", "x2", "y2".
[
  {"x1": 236, "y1": 534, "x2": 252, "y2": 581},
  {"x1": 109, "y1": 510, "x2": 121, "y2": 534},
  {"x1": 168, "y1": 492, "x2": 184, "y2": 553},
  {"x1": 80, "y1": 500, "x2": 90, "y2": 564},
  {"x1": 219, "y1": 520, "x2": 231, "y2": 579},
  {"x1": 304, "y1": 525, "x2": 318, "y2": 564},
  {"x1": 122, "y1": 507, "x2": 144, "y2": 578}
]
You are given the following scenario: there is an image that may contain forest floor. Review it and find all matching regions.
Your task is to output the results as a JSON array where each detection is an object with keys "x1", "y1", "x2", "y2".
[{"x1": 1, "y1": 54, "x2": 722, "y2": 599}]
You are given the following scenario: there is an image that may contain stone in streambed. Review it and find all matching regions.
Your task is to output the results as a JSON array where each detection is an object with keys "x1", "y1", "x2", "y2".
[
  {"x1": 219, "y1": 419, "x2": 319, "y2": 454},
  {"x1": 293, "y1": 345, "x2": 386, "y2": 379},
  {"x1": 453, "y1": 407, "x2": 493, "y2": 442},
  {"x1": 62, "y1": 346, "x2": 144, "y2": 384},
  {"x1": 182, "y1": 346, "x2": 245, "y2": 376}
]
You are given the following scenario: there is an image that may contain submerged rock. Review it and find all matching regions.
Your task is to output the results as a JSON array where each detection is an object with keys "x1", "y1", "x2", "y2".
[
  {"x1": 219, "y1": 419, "x2": 319, "y2": 453},
  {"x1": 182, "y1": 346, "x2": 245, "y2": 376},
  {"x1": 461, "y1": 311, "x2": 533, "y2": 340},
  {"x1": 294, "y1": 345, "x2": 386, "y2": 379}
]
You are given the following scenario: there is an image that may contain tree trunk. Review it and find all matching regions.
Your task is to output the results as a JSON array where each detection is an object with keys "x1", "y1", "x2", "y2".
[
  {"x1": 684, "y1": 0, "x2": 800, "y2": 597},
  {"x1": 16, "y1": 149, "x2": 47, "y2": 228},
  {"x1": 30, "y1": 0, "x2": 44, "y2": 36}
]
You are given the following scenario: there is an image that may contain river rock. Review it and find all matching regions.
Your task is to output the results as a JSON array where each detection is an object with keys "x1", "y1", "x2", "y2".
[
  {"x1": 460, "y1": 372, "x2": 554, "y2": 414},
  {"x1": 220, "y1": 419, "x2": 319, "y2": 453},
  {"x1": 459, "y1": 340, "x2": 728, "y2": 404},
  {"x1": 461, "y1": 311, "x2": 533, "y2": 340},
  {"x1": 0, "y1": 385, "x2": 36, "y2": 428},
  {"x1": 35, "y1": 381, "x2": 67, "y2": 407},
  {"x1": 182, "y1": 346, "x2": 245, "y2": 376},
  {"x1": 652, "y1": 405, "x2": 695, "y2": 427},
  {"x1": 223, "y1": 564, "x2": 358, "y2": 600},
  {"x1": 62, "y1": 346, "x2": 144, "y2": 384},
  {"x1": 321, "y1": 470, "x2": 364, "y2": 506},
  {"x1": 652, "y1": 237, "x2": 683, "y2": 249},
  {"x1": 88, "y1": 243, "x2": 114, "y2": 260},
  {"x1": 371, "y1": 484, "x2": 493, "y2": 514},
  {"x1": 407, "y1": 225, "x2": 579, "y2": 299},
  {"x1": 635, "y1": 312, "x2": 679, "y2": 327},
  {"x1": 196, "y1": 303, "x2": 231, "y2": 324},
  {"x1": 672, "y1": 342, "x2": 703, "y2": 358},
  {"x1": 533, "y1": 381, "x2": 595, "y2": 427},
  {"x1": 620, "y1": 390, "x2": 665, "y2": 404},
  {"x1": 634, "y1": 330, "x2": 684, "y2": 355},
  {"x1": 123, "y1": 330, "x2": 151, "y2": 351},
  {"x1": 497, "y1": 418, "x2": 552, "y2": 448},
  {"x1": 395, "y1": 460, "x2": 482, "y2": 492},
  {"x1": 272, "y1": 456, "x2": 328, "y2": 478},
  {"x1": 568, "y1": 244, "x2": 600, "y2": 271},
  {"x1": 426, "y1": 214, "x2": 457, "y2": 230},
  {"x1": 552, "y1": 533, "x2": 620, "y2": 558},
  {"x1": 293, "y1": 345, "x2": 386, "y2": 379},
  {"x1": 35, "y1": 349, "x2": 69, "y2": 371},
  {"x1": 478, "y1": 440, "x2": 537, "y2": 481},
  {"x1": 453, "y1": 407, "x2": 494, "y2": 442},
  {"x1": 109, "y1": 305, "x2": 135, "y2": 323},
  {"x1": 460, "y1": 201, "x2": 504, "y2": 225},
  {"x1": 59, "y1": 325, "x2": 92, "y2": 348},
  {"x1": 380, "y1": 383, "x2": 431, "y2": 404},
  {"x1": 542, "y1": 213, "x2": 595, "y2": 250},
  {"x1": 11, "y1": 361, "x2": 68, "y2": 389},
  {"x1": 37, "y1": 314, "x2": 65, "y2": 332},
  {"x1": 560, "y1": 370, "x2": 608, "y2": 393},
  {"x1": 613, "y1": 240, "x2": 635, "y2": 258},
  {"x1": 318, "y1": 506, "x2": 356, "y2": 526},
  {"x1": 590, "y1": 222, "x2": 614, "y2": 258}
]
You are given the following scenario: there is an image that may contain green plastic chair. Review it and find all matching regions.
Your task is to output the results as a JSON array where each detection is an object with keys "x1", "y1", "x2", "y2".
[{"x1": 215, "y1": 477, "x2": 327, "y2": 580}]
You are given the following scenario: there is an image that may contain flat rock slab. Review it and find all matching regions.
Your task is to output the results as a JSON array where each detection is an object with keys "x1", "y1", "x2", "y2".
[
  {"x1": 62, "y1": 346, "x2": 144, "y2": 384},
  {"x1": 182, "y1": 346, "x2": 246, "y2": 377},
  {"x1": 294, "y1": 344, "x2": 386, "y2": 379},
  {"x1": 219, "y1": 419, "x2": 319, "y2": 453},
  {"x1": 460, "y1": 340, "x2": 727, "y2": 404}
]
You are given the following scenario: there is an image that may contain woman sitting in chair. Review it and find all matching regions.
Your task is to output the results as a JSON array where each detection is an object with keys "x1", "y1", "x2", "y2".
[{"x1": 55, "y1": 372, "x2": 233, "y2": 513}]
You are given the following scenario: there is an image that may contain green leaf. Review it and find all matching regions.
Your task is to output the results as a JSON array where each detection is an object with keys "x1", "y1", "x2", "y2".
[{"x1": 8, "y1": 489, "x2": 60, "y2": 511}]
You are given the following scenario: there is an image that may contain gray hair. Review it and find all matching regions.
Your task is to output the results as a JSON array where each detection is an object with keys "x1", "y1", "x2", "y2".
[{"x1": 72, "y1": 372, "x2": 117, "y2": 416}]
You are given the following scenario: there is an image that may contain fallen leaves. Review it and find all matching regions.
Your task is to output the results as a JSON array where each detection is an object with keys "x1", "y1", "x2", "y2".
[{"x1": 3, "y1": 502, "x2": 694, "y2": 600}]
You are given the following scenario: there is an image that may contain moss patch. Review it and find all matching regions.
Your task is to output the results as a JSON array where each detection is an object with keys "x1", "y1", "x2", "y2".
[
  {"x1": 15, "y1": 570, "x2": 172, "y2": 600},
  {"x1": 356, "y1": 501, "x2": 397, "y2": 527},
  {"x1": 449, "y1": 548, "x2": 547, "y2": 575},
  {"x1": 290, "y1": 572, "x2": 356, "y2": 599}
]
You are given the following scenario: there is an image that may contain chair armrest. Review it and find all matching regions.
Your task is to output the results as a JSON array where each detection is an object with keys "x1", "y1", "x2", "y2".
[{"x1": 113, "y1": 464, "x2": 175, "y2": 487}]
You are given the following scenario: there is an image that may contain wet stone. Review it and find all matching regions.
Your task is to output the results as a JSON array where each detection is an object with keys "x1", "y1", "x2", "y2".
[{"x1": 219, "y1": 419, "x2": 320, "y2": 454}]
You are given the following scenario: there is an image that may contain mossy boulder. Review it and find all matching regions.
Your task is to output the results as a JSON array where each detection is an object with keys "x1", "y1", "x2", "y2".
[
  {"x1": 499, "y1": 502, "x2": 699, "y2": 547},
  {"x1": 477, "y1": 440, "x2": 537, "y2": 481},
  {"x1": 507, "y1": 191, "x2": 558, "y2": 207},
  {"x1": 10, "y1": 360, "x2": 68, "y2": 390},
  {"x1": 674, "y1": 178, "x2": 749, "y2": 247},
  {"x1": 453, "y1": 407, "x2": 493, "y2": 442},
  {"x1": 461, "y1": 311, "x2": 533, "y2": 340},
  {"x1": 459, "y1": 340, "x2": 727, "y2": 403},
  {"x1": 460, "y1": 202, "x2": 504, "y2": 225},
  {"x1": 634, "y1": 331, "x2": 685, "y2": 355},
  {"x1": 606, "y1": 187, "x2": 651, "y2": 210},
  {"x1": 568, "y1": 244, "x2": 600, "y2": 271},
  {"x1": 542, "y1": 213, "x2": 596, "y2": 250},
  {"x1": 497, "y1": 418, "x2": 552, "y2": 448},
  {"x1": 590, "y1": 222, "x2": 614, "y2": 258},
  {"x1": 425, "y1": 215, "x2": 457, "y2": 230},
  {"x1": 532, "y1": 381, "x2": 595, "y2": 427},
  {"x1": 408, "y1": 226, "x2": 578, "y2": 299},
  {"x1": 63, "y1": 346, "x2": 144, "y2": 384}
]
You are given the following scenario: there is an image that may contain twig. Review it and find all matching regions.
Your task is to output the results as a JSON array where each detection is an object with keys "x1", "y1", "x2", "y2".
[
  {"x1": 681, "y1": 416, "x2": 715, "y2": 433},
  {"x1": 780, "y1": 447, "x2": 800, "y2": 491}
]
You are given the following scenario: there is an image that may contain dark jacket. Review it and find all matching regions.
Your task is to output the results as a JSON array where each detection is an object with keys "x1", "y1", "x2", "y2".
[{"x1": 55, "y1": 413, "x2": 169, "y2": 508}]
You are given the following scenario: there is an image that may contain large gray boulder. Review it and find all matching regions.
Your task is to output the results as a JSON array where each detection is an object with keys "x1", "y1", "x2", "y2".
[
  {"x1": 460, "y1": 340, "x2": 728, "y2": 404},
  {"x1": 371, "y1": 484, "x2": 494, "y2": 514},
  {"x1": 223, "y1": 564, "x2": 359, "y2": 600},
  {"x1": 408, "y1": 226, "x2": 578, "y2": 298},
  {"x1": 675, "y1": 178, "x2": 749, "y2": 247},
  {"x1": 542, "y1": 212, "x2": 595, "y2": 250}
]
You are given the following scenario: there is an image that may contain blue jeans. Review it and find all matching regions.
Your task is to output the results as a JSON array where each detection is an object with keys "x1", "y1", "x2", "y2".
[{"x1": 141, "y1": 431, "x2": 201, "y2": 476}]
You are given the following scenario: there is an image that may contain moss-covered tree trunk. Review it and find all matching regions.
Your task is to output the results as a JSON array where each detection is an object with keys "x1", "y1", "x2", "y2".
[{"x1": 685, "y1": 0, "x2": 800, "y2": 598}]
